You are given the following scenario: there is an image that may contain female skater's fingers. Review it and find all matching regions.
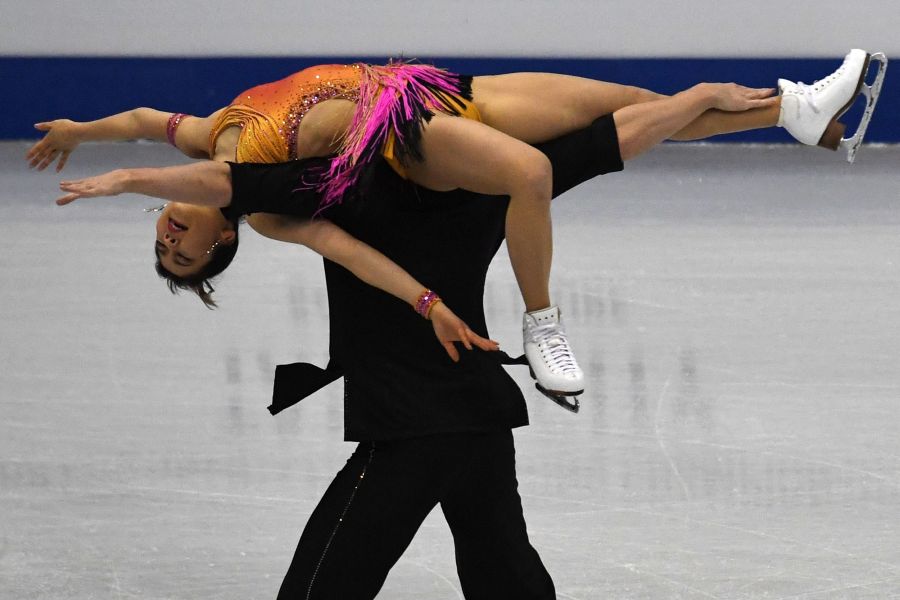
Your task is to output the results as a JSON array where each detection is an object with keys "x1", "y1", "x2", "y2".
[
  {"x1": 28, "y1": 149, "x2": 46, "y2": 169},
  {"x1": 60, "y1": 182, "x2": 88, "y2": 194},
  {"x1": 34, "y1": 122, "x2": 52, "y2": 131},
  {"x1": 37, "y1": 150, "x2": 56, "y2": 171},
  {"x1": 743, "y1": 89, "x2": 775, "y2": 102},
  {"x1": 56, "y1": 151, "x2": 71, "y2": 172},
  {"x1": 443, "y1": 342, "x2": 460, "y2": 363},
  {"x1": 57, "y1": 181, "x2": 91, "y2": 204},
  {"x1": 58, "y1": 173, "x2": 123, "y2": 199},
  {"x1": 712, "y1": 83, "x2": 779, "y2": 112},
  {"x1": 56, "y1": 192, "x2": 80, "y2": 206},
  {"x1": 26, "y1": 140, "x2": 44, "y2": 162},
  {"x1": 463, "y1": 328, "x2": 499, "y2": 352},
  {"x1": 38, "y1": 150, "x2": 59, "y2": 171},
  {"x1": 750, "y1": 97, "x2": 780, "y2": 108},
  {"x1": 431, "y1": 305, "x2": 501, "y2": 360},
  {"x1": 471, "y1": 334, "x2": 500, "y2": 352},
  {"x1": 458, "y1": 328, "x2": 474, "y2": 351}
]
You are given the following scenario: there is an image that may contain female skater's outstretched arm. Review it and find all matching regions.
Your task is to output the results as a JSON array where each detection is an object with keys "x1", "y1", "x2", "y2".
[
  {"x1": 246, "y1": 212, "x2": 488, "y2": 362},
  {"x1": 26, "y1": 108, "x2": 217, "y2": 171},
  {"x1": 56, "y1": 161, "x2": 496, "y2": 362},
  {"x1": 56, "y1": 160, "x2": 230, "y2": 207}
]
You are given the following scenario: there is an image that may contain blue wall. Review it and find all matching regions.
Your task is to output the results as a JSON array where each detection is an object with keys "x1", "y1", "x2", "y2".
[{"x1": 2, "y1": 56, "x2": 895, "y2": 143}]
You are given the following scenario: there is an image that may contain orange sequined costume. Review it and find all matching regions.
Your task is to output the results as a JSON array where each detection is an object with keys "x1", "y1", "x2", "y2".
[{"x1": 208, "y1": 62, "x2": 481, "y2": 208}]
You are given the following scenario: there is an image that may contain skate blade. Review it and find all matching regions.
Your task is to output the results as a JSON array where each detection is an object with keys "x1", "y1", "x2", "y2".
[
  {"x1": 841, "y1": 52, "x2": 888, "y2": 163},
  {"x1": 535, "y1": 382, "x2": 582, "y2": 413},
  {"x1": 529, "y1": 366, "x2": 583, "y2": 413}
]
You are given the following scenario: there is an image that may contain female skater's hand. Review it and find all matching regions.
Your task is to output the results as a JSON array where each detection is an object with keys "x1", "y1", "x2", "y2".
[
  {"x1": 57, "y1": 170, "x2": 129, "y2": 205},
  {"x1": 430, "y1": 302, "x2": 500, "y2": 362},
  {"x1": 699, "y1": 83, "x2": 778, "y2": 112},
  {"x1": 26, "y1": 120, "x2": 83, "y2": 172}
]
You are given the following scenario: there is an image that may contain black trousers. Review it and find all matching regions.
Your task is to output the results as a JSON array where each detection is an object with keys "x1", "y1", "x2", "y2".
[{"x1": 277, "y1": 430, "x2": 555, "y2": 599}]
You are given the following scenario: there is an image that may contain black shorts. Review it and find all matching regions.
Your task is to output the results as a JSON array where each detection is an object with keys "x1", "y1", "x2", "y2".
[{"x1": 536, "y1": 113, "x2": 624, "y2": 198}]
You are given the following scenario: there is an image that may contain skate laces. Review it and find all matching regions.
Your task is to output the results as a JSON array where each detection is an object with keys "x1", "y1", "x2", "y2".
[
  {"x1": 792, "y1": 82, "x2": 821, "y2": 116},
  {"x1": 814, "y1": 55, "x2": 850, "y2": 90},
  {"x1": 528, "y1": 323, "x2": 580, "y2": 375},
  {"x1": 790, "y1": 56, "x2": 852, "y2": 117}
]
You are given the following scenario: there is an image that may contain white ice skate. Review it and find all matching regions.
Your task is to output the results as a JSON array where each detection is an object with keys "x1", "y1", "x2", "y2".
[
  {"x1": 778, "y1": 49, "x2": 888, "y2": 163},
  {"x1": 523, "y1": 306, "x2": 584, "y2": 412}
]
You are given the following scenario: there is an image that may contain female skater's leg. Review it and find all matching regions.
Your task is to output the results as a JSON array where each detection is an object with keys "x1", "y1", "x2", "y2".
[
  {"x1": 405, "y1": 113, "x2": 583, "y2": 394},
  {"x1": 473, "y1": 73, "x2": 656, "y2": 142},
  {"x1": 405, "y1": 113, "x2": 554, "y2": 313},
  {"x1": 406, "y1": 95, "x2": 771, "y2": 305},
  {"x1": 474, "y1": 72, "x2": 781, "y2": 144},
  {"x1": 613, "y1": 83, "x2": 778, "y2": 161},
  {"x1": 670, "y1": 104, "x2": 781, "y2": 140}
]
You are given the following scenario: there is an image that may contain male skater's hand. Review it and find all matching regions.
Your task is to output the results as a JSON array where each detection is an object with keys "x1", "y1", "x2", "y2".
[{"x1": 430, "y1": 302, "x2": 500, "y2": 362}]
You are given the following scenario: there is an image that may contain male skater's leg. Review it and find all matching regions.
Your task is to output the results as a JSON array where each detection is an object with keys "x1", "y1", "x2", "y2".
[
  {"x1": 440, "y1": 431, "x2": 555, "y2": 600},
  {"x1": 278, "y1": 439, "x2": 445, "y2": 600}
]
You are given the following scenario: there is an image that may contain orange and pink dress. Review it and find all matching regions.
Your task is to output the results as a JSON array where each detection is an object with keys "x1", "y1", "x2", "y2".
[{"x1": 206, "y1": 62, "x2": 482, "y2": 210}]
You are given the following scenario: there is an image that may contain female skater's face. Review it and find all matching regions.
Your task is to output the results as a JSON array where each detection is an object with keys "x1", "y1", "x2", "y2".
[{"x1": 154, "y1": 203, "x2": 234, "y2": 277}]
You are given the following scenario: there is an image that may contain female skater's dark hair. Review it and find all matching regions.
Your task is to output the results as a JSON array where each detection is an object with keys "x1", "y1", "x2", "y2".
[{"x1": 154, "y1": 227, "x2": 240, "y2": 309}]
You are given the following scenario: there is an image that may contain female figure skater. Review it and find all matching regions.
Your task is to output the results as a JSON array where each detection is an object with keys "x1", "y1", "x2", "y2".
[{"x1": 32, "y1": 50, "x2": 873, "y2": 397}]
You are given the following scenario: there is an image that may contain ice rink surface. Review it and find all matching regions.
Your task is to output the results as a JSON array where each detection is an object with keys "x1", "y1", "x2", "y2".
[{"x1": 1, "y1": 141, "x2": 899, "y2": 599}]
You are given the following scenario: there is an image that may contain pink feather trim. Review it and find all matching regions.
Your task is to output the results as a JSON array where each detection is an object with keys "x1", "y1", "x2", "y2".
[{"x1": 316, "y1": 61, "x2": 469, "y2": 211}]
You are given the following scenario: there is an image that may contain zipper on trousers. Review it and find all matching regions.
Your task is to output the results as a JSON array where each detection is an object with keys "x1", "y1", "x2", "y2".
[{"x1": 306, "y1": 444, "x2": 376, "y2": 599}]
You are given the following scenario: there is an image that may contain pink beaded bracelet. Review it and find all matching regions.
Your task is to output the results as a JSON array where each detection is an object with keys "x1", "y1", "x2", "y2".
[
  {"x1": 166, "y1": 113, "x2": 189, "y2": 147},
  {"x1": 414, "y1": 289, "x2": 442, "y2": 320}
]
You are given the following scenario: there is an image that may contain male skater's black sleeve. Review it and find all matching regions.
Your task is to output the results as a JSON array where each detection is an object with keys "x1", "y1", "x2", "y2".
[
  {"x1": 224, "y1": 159, "x2": 330, "y2": 220},
  {"x1": 537, "y1": 113, "x2": 624, "y2": 199}
]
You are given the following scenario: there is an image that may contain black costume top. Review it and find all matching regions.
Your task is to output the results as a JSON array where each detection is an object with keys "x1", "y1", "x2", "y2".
[{"x1": 226, "y1": 115, "x2": 623, "y2": 441}]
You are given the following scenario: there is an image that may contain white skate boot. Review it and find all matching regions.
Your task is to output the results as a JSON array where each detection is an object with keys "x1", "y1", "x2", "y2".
[
  {"x1": 778, "y1": 49, "x2": 888, "y2": 162},
  {"x1": 523, "y1": 306, "x2": 584, "y2": 406}
]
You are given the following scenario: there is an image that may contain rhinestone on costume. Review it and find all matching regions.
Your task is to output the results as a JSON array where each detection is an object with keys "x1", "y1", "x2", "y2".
[
  {"x1": 281, "y1": 67, "x2": 362, "y2": 159},
  {"x1": 214, "y1": 64, "x2": 365, "y2": 161}
]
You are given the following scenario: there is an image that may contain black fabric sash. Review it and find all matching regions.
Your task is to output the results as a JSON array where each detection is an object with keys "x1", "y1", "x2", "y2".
[{"x1": 268, "y1": 351, "x2": 528, "y2": 415}]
